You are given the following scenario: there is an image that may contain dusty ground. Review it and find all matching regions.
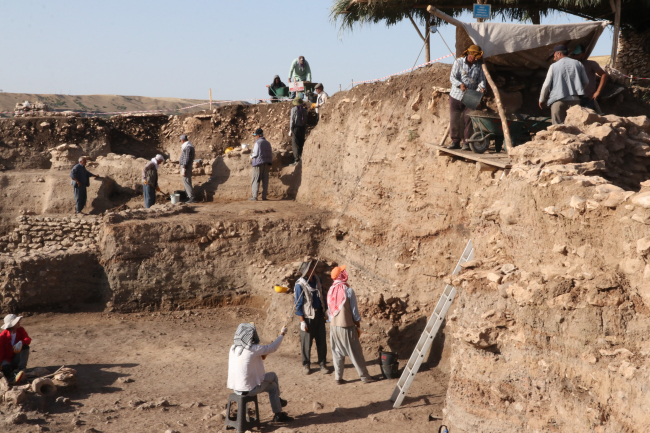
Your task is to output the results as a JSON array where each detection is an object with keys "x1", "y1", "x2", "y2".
[{"x1": 3, "y1": 308, "x2": 447, "y2": 433}]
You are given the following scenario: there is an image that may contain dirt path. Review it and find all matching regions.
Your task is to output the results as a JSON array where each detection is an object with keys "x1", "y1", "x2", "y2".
[{"x1": 3, "y1": 308, "x2": 447, "y2": 432}]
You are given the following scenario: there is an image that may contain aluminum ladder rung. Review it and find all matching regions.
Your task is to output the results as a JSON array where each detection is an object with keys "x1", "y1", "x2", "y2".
[{"x1": 389, "y1": 239, "x2": 473, "y2": 408}]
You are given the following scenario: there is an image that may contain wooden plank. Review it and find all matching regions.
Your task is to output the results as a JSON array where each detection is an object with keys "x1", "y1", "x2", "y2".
[{"x1": 429, "y1": 143, "x2": 512, "y2": 169}]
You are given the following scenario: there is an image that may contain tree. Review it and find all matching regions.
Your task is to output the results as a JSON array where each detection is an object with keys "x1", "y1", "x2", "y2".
[{"x1": 331, "y1": 0, "x2": 650, "y2": 61}]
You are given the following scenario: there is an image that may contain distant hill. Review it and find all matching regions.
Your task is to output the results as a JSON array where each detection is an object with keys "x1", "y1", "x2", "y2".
[{"x1": 0, "y1": 93, "x2": 249, "y2": 116}]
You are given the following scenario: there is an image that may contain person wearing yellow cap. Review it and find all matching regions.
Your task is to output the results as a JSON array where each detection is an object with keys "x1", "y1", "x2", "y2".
[
  {"x1": 326, "y1": 265, "x2": 375, "y2": 385},
  {"x1": 448, "y1": 45, "x2": 487, "y2": 150}
]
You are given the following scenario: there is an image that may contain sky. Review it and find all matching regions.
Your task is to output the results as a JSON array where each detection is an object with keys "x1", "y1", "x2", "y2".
[{"x1": 0, "y1": 1, "x2": 616, "y2": 102}]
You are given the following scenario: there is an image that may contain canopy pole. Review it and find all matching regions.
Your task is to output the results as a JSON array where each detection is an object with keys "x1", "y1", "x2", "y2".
[
  {"x1": 427, "y1": 5, "x2": 513, "y2": 155},
  {"x1": 482, "y1": 64, "x2": 513, "y2": 155},
  {"x1": 610, "y1": 0, "x2": 621, "y2": 67}
]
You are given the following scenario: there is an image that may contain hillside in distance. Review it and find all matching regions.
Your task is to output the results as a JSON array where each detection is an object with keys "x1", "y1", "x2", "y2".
[{"x1": 0, "y1": 93, "x2": 246, "y2": 115}]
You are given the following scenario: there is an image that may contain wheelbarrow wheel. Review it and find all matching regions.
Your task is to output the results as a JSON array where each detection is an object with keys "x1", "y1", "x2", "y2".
[{"x1": 468, "y1": 132, "x2": 490, "y2": 154}]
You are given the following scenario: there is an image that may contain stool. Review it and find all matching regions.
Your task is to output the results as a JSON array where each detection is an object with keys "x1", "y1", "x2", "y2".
[{"x1": 225, "y1": 393, "x2": 261, "y2": 432}]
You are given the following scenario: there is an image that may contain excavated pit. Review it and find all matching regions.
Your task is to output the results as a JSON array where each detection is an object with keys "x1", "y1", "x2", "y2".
[{"x1": 1, "y1": 63, "x2": 650, "y2": 432}]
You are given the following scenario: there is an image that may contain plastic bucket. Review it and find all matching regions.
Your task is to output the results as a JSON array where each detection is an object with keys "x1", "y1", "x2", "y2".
[
  {"x1": 380, "y1": 351, "x2": 399, "y2": 379},
  {"x1": 170, "y1": 194, "x2": 180, "y2": 204},
  {"x1": 462, "y1": 88, "x2": 483, "y2": 110}
]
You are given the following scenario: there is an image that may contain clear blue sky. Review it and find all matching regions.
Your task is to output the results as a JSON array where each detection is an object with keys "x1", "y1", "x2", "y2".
[{"x1": 0, "y1": 1, "x2": 614, "y2": 101}]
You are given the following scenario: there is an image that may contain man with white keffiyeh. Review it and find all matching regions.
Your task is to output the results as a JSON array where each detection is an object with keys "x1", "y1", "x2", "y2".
[
  {"x1": 294, "y1": 261, "x2": 329, "y2": 376},
  {"x1": 227, "y1": 323, "x2": 294, "y2": 424},
  {"x1": 142, "y1": 154, "x2": 165, "y2": 208}
]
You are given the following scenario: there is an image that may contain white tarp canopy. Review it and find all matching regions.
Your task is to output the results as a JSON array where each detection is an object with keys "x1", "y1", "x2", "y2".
[{"x1": 456, "y1": 21, "x2": 609, "y2": 68}]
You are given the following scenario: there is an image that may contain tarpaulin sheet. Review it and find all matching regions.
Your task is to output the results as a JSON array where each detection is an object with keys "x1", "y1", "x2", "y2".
[{"x1": 456, "y1": 21, "x2": 608, "y2": 68}]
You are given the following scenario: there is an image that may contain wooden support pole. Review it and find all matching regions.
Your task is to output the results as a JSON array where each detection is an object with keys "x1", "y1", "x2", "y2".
[
  {"x1": 439, "y1": 124, "x2": 450, "y2": 146},
  {"x1": 426, "y1": 5, "x2": 463, "y2": 27},
  {"x1": 482, "y1": 64, "x2": 513, "y2": 156},
  {"x1": 209, "y1": 88, "x2": 212, "y2": 111},
  {"x1": 610, "y1": 0, "x2": 621, "y2": 67}
]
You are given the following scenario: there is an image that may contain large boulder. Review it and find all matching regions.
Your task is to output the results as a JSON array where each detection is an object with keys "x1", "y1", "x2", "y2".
[{"x1": 565, "y1": 105, "x2": 607, "y2": 128}]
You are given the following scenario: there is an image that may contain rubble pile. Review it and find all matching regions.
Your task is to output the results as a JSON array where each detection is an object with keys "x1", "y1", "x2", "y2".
[
  {"x1": 510, "y1": 106, "x2": 650, "y2": 190},
  {"x1": 1, "y1": 366, "x2": 77, "y2": 407},
  {"x1": 615, "y1": 29, "x2": 650, "y2": 79},
  {"x1": 13, "y1": 100, "x2": 80, "y2": 118},
  {"x1": 0, "y1": 215, "x2": 102, "y2": 254}
]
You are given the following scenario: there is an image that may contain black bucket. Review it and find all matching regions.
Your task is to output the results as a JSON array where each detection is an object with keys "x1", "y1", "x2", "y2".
[
  {"x1": 174, "y1": 189, "x2": 188, "y2": 201},
  {"x1": 380, "y1": 351, "x2": 399, "y2": 379}
]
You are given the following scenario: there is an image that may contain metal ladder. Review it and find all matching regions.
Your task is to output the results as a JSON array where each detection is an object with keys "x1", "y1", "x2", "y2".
[{"x1": 390, "y1": 239, "x2": 474, "y2": 408}]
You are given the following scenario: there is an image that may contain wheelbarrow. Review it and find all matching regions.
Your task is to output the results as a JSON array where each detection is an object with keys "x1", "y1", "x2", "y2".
[{"x1": 465, "y1": 114, "x2": 552, "y2": 154}]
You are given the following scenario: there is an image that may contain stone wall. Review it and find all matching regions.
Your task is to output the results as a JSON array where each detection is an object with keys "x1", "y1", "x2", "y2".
[
  {"x1": 0, "y1": 215, "x2": 102, "y2": 254},
  {"x1": 616, "y1": 28, "x2": 650, "y2": 80}
]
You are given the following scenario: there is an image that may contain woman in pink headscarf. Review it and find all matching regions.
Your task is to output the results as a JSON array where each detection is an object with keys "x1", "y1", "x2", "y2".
[{"x1": 327, "y1": 265, "x2": 374, "y2": 385}]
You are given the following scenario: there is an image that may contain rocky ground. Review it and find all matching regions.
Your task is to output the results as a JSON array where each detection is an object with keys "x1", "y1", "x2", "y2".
[{"x1": 1, "y1": 308, "x2": 447, "y2": 433}]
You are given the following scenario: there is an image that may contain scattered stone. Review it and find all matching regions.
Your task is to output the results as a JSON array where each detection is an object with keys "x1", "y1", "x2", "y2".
[
  {"x1": 7, "y1": 413, "x2": 27, "y2": 425},
  {"x1": 460, "y1": 259, "x2": 482, "y2": 269},
  {"x1": 117, "y1": 377, "x2": 134, "y2": 384},
  {"x1": 501, "y1": 264, "x2": 516, "y2": 274},
  {"x1": 637, "y1": 238, "x2": 650, "y2": 256},
  {"x1": 56, "y1": 396, "x2": 71, "y2": 405},
  {"x1": 553, "y1": 244, "x2": 568, "y2": 255},
  {"x1": 487, "y1": 273, "x2": 502, "y2": 284},
  {"x1": 569, "y1": 195, "x2": 585, "y2": 210},
  {"x1": 313, "y1": 401, "x2": 324, "y2": 410}
]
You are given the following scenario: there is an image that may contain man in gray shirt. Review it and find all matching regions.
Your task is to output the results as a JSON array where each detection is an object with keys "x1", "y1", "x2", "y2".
[
  {"x1": 539, "y1": 45, "x2": 589, "y2": 125},
  {"x1": 249, "y1": 128, "x2": 273, "y2": 201}
]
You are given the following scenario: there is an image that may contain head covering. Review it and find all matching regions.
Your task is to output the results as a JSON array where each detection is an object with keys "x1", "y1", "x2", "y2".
[
  {"x1": 315, "y1": 83, "x2": 323, "y2": 90},
  {"x1": 292, "y1": 96, "x2": 303, "y2": 106},
  {"x1": 233, "y1": 323, "x2": 260, "y2": 355},
  {"x1": 553, "y1": 44, "x2": 568, "y2": 53},
  {"x1": 180, "y1": 134, "x2": 188, "y2": 141},
  {"x1": 327, "y1": 267, "x2": 348, "y2": 317},
  {"x1": 572, "y1": 45, "x2": 583, "y2": 55},
  {"x1": 299, "y1": 261, "x2": 313, "y2": 278},
  {"x1": 253, "y1": 128, "x2": 264, "y2": 137},
  {"x1": 463, "y1": 45, "x2": 483, "y2": 60},
  {"x1": 2, "y1": 314, "x2": 22, "y2": 330},
  {"x1": 331, "y1": 265, "x2": 346, "y2": 280},
  {"x1": 155, "y1": 154, "x2": 165, "y2": 162}
]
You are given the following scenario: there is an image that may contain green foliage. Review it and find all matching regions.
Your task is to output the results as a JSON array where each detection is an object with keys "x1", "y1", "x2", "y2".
[{"x1": 330, "y1": 0, "x2": 650, "y2": 32}]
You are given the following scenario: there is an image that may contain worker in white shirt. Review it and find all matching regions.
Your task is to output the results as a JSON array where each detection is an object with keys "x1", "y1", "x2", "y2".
[{"x1": 226, "y1": 323, "x2": 294, "y2": 423}]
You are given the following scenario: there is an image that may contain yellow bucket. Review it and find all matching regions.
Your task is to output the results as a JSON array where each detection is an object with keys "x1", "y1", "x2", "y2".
[
  {"x1": 225, "y1": 147, "x2": 234, "y2": 154},
  {"x1": 274, "y1": 285, "x2": 288, "y2": 293}
]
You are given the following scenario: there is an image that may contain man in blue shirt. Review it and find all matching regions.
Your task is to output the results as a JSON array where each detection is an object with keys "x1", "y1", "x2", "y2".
[
  {"x1": 69, "y1": 156, "x2": 98, "y2": 215},
  {"x1": 294, "y1": 261, "x2": 328, "y2": 375},
  {"x1": 539, "y1": 45, "x2": 589, "y2": 124}
]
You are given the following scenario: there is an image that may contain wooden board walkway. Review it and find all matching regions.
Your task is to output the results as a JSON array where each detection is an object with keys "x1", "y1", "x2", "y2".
[{"x1": 427, "y1": 143, "x2": 512, "y2": 169}]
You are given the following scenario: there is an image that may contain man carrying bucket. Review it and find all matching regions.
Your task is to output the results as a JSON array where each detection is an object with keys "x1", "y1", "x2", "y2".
[
  {"x1": 142, "y1": 154, "x2": 165, "y2": 208},
  {"x1": 448, "y1": 45, "x2": 487, "y2": 150}
]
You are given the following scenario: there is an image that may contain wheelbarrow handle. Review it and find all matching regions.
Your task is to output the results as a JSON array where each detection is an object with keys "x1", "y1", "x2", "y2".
[{"x1": 465, "y1": 133, "x2": 496, "y2": 143}]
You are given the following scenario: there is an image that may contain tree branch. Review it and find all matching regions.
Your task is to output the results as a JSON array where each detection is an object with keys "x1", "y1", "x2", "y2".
[{"x1": 407, "y1": 11, "x2": 426, "y2": 42}]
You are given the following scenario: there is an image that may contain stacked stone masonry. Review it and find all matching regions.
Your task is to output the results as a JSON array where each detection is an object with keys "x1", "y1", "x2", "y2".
[
  {"x1": 0, "y1": 215, "x2": 101, "y2": 254},
  {"x1": 616, "y1": 29, "x2": 650, "y2": 80}
]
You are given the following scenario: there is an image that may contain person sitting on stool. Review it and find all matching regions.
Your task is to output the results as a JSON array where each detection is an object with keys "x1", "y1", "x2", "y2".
[{"x1": 227, "y1": 323, "x2": 294, "y2": 423}]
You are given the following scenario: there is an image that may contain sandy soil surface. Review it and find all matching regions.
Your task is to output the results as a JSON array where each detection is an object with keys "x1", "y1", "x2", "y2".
[{"x1": 2, "y1": 308, "x2": 447, "y2": 433}]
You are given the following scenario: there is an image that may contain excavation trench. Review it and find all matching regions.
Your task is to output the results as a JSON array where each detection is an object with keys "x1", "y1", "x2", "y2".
[{"x1": 2, "y1": 64, "x2": 650, "y2": 432}]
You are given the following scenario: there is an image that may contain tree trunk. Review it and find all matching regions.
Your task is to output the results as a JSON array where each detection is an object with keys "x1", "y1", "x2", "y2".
[
  {"x1": 530, "y1": 10, "x2": 541, "y2": 24},
  {"x1": 425, "y1": 11, "x2": 431, "y2": 63}
]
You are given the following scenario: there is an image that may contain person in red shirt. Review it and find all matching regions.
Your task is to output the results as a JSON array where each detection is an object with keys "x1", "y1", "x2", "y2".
[{"x1": 1, "y1": 314, "x2": 31, "y2": 385}]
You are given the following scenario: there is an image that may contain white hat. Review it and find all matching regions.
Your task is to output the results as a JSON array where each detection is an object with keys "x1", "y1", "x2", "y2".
[{"x1": 1, "y1": 314, "x2": 22, "y2": 330}]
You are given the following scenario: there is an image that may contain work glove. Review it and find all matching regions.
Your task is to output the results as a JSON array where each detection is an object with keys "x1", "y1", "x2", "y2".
[
  {"x1": 13, "y1": 341, "x2": 22, "y2": 354},
  {"x1": 300, "y1": 322, "x2": 308, "y2": 332},
  {"x1": 280, "y1": 326, "x2": 288, "y2": 336}
]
